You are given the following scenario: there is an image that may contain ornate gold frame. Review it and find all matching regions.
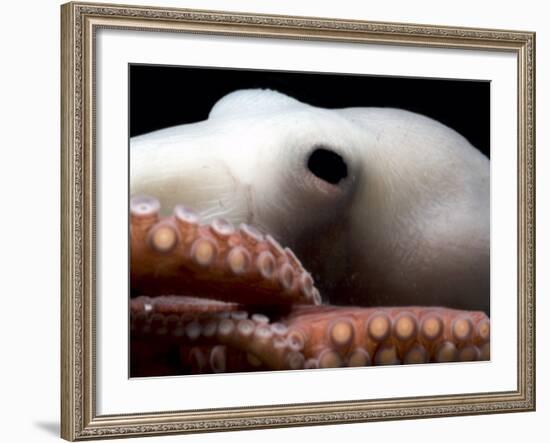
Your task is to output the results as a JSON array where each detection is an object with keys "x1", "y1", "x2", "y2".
[{"x1": 60, "y1": 2, "x2": 536, "y2": 440}]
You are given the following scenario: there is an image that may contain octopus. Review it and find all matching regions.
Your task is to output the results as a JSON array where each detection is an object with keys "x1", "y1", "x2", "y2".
[{"x1": 129, "y1": 89, "x2": 490, "y2": 376}]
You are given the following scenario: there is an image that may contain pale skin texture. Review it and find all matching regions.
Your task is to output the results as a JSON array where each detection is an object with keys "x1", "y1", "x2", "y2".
[{"x1": 131, "y1": 89, "x2": 489, "y2": 313}]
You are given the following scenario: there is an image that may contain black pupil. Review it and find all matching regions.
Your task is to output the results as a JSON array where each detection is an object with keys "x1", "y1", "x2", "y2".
[{"x1": 307, "y1": 148, "x2": 348, "y2": 185}]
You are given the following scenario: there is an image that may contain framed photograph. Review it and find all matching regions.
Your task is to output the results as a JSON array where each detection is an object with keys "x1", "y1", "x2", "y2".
[{"x1": 61, "y1": 1, "x2": 535, "y2": 440}]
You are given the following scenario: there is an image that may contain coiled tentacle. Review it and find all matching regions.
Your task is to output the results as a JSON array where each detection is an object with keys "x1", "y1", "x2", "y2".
[{"x1": 129, "y1": 197, "x2": 490, "y2": 376}]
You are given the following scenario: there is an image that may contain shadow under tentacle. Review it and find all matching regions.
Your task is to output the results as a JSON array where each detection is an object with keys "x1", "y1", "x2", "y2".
[{"x1": 129, "y1": 196, "x2": 490, "y2": 377}]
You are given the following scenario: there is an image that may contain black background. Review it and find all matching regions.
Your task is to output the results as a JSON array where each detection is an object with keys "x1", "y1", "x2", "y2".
[{"x1": 130, "y1": 64, "x2": 490, "y2": 158}]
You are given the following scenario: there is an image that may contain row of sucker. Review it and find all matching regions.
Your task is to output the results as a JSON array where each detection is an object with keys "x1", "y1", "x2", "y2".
[
  {"x1": 130, "y1": 296, "x2": 307, "y2": 371},
  {"x1": 130, "y1": 298, "x2": 490, "y2": 374},
  {"x1": 130, "y1": 195, "x2": 321, "y2": 307},
  {"x1": 178, "y1": 345, "x2": 267, "y2": 374},
  {"x1": 282, "y1": 305, "x2": 490, "y2": 369}
]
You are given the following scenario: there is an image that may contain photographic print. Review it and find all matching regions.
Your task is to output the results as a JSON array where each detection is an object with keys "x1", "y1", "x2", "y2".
[
  {"x1": 62, "y1": 3, "x2": 534, "y2": 439},
  {"x1": 129, "y1": 65, "x2": 491, "y2": 377}
]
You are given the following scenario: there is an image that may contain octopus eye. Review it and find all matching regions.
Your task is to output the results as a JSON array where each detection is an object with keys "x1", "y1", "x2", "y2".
[{"x1": 307, "y1": 147, "x2": 348, "y2": 185}]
